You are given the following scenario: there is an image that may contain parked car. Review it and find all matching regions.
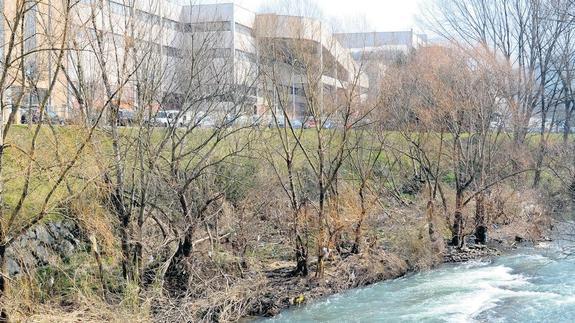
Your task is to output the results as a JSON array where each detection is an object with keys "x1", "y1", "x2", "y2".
[
  {"x1": 153, "y1": 110, "x2": 181, "y2": 127},
  {"x1": 304, "y1": 119, "x2": 336, "y2": 129},
  {"x1": 268, "y1": 116, "x2": 286, "y2": 128},
  {"x1": 231, "y1": 115, "x2": 254, "y2": 127},
  {"x1": 355, "y1": 118, "x2": 373, "y2": 128},
  {"x1": 197, "y1": 115, "x2": 215, "y2": 128},
  {"x1": 289, "y1": 119, "x2": 303, "y2": 129},
  {"x1": 303, "y1": 119, "x2": 316, "y2": 129},
  {"x1": 21, "y1": 109, "x2": 64, "y2": 125},
  {"x1": 118, "y1": 109, "x2": 135, "y2": 126},
  {"x1": 20, "y1": 109, "x2": 39, "y2": 124},
  {"x1": 323, "y1": 120, "x2": 336, "y2": 129}
]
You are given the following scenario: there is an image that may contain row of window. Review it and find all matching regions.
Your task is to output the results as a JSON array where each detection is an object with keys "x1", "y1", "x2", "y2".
[
  {"x1": 184, "y1": 22, "x2": 253, "y2": 36},
  {"x1": 24, "y1": 2, "x2": 37, "y2": 52},
  {"x1": 136, "y1": 9, "x2": 161, "y2": 25},
  {"x1": 81, "y1": 1, "x2": 257, "y2": 39},
  {"x1": 92, "y1": 1, "x2": 177, "y2": 32},
  {"x1": 207, "y1": 48, "x2": 231, "y2": 58},
  {"x1": 163, "y1": 18, "x2": 180, "y2": 31},
  {"x1": 263, "y1": 85, "x2": 307, "y2": 99},
  {"x1": 164, "y1": 46, "x2": 182, "y2": 58},
  {"x1": 0, "y1": 0, "x2": 3, "y2": 61},
  {"x1": 236, "y1": 50, "x2": 257, "y2": 63},
  {"x1": 235, "y1": 23, "x2": 254, "y2": 37},
  {"x1": 184, "y1": 21, "x2": 231, "y2": 33}
]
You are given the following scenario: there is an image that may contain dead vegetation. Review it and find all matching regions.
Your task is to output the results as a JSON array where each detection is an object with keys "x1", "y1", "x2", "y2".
[{"x1": 0, "y1": 0, "x2": 570, "y2": 322}]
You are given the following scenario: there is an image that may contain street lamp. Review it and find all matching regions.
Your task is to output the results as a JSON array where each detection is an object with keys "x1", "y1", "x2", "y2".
[
  {"x1": 291, "y1": 58, "x2": 298, "y2": 120},
  {"x1": 25, "y1": 66, "x2": 33, "y2": 124}
]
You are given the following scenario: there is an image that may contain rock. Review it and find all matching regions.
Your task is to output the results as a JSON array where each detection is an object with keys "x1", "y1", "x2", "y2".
[
  {"x1": 443, "y1": 244, "x2": 500, "y2": 263},
  {"x1": 6, "y1": 220, "x2": 83, "y2": 275},
  {"x1": 464, "y1": 235, "x2": 477, "y2": 246},
  {"x1": 58, "y1": 240, "x2": 75, "y2": 258},
  {"x1": 292, "y1": 295, "x2": 305, "y2": 305},
  {"x1": 6, "y1": 258, "x2": 20, "y2": 276},
  {"x1": 475, "y1": 226, "x2": 487, "y2": 244},
  {"x1": 35, "y1": 226, "x2": 54, "y2": 245},
  {"x1": 32, "y1": 245, "x2": 51, "y2": 265}
]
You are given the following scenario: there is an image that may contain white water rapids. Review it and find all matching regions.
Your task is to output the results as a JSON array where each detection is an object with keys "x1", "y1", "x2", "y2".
[{"x1": 265, "y1": 243, "x2": 575, "y2": 322}]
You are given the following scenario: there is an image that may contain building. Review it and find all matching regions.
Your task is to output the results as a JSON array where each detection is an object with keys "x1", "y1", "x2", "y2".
[
  {"x1": 255, "y1": 13, "x2": 369, "y2": 119},
  {"x1": 335, "y1": 31, "x2": 428, "y2": 56},
  {"x1": 0, "y1": 0, "x2": 70, "y2": 122},
  {"x1": 335, "y1": 30, "x2": 428, "y2": 98},
  {"x1": 1, "y1": 1, "x2": 425, "y2": 123}
]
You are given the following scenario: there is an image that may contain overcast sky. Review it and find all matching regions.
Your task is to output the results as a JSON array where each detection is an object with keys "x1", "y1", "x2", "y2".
[{"x1": 190, "y1": 0, "x2": 425, "y2": 32}]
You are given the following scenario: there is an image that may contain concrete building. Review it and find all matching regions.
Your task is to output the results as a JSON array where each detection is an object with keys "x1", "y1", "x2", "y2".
[
  {"x1": 0, "y1": 0, "x2": 70, "y2": 122},
  {"x1": 335, "y1": 30, "x2": 428, "y2": 98},
  {"x1": 255, "y1": 13, "x2": 369, "y2": 119},
  {"x1": 335, "y1": 30, "x2": 428, "y2": 57},
  {"x1": 1, "y1": 1, "x2": 423, "y2": 123}
]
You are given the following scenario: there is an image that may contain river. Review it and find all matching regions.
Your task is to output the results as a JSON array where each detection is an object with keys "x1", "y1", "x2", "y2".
[{"x1": 265, "y1": 242, "x2": 575, "y2": 322}]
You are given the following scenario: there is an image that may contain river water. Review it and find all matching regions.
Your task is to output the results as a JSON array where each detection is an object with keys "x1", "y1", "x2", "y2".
[{"x1": 266, "y1": 243, "x2": 575, "y2": 322}]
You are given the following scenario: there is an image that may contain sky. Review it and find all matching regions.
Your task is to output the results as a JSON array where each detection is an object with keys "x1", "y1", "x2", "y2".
[{"x1": 186, "y1": 0, "x2": 425, "y2": 32}]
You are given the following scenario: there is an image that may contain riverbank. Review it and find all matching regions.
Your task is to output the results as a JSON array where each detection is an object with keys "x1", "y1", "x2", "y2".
[
  {"x1": 247, "y1": 246, "x2": 497, "y2": 319},
  {"x1": 263, "y1": 240, "x2": 575, "y2": 322},
  {"x1": 14, "y1": 192, "x2": 552, "y2": 322},
  {"x1": 248, "y1": 248, "x2": 409, "y2": 318},
  {"x1": 247, "y1": 218, "x2": 552, "y2": 321}
]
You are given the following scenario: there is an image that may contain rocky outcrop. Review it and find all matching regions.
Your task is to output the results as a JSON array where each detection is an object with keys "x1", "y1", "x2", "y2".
[
  {"x1": 443, "y1": 241, "x2": 501, "y2": 262},
  {"x1": 443, "y1": 244, "x2": 501, "y2": 263},
  {"x1": 7, "y1": 221, "x2": 82, "y2": 275},
  {"x1": 247, "y1": 251, "x2": 409, "y2": 318}
]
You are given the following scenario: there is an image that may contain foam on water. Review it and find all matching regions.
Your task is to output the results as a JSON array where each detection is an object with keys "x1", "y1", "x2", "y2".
[
  {"x1": 265, "y1": 246, "x2": 575, "y2": 323},
  {"x1": 406, "y1": 265, "x2": 533, "y2": 322}
]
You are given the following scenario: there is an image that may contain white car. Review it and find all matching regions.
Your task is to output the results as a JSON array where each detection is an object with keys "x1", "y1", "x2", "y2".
[
  {"x1": 154, "y1": 110, "x2": 188, "y2": 127},
  {"x1": 197, "y1": 115, "x2": 216, "y2": 128}
]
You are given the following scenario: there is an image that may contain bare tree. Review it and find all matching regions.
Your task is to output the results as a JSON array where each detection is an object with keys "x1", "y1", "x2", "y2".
[
  {"x1": 423, "y1": 0, "x2": 574, "y2": 189},
  {"x1": 256, "y1": 10, "x2": 372, "y2": 278},
  {"x1": 0, "y1": 0, "x2": 105, "y2": 320}
]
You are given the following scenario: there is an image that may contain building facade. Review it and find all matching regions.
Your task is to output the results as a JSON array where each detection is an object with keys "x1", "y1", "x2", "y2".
[
  {"x1": 335, "y1": 30, "x2": 428, "y2": 99},
  {"x1": 1, "y1": 1, "x2": 425, "y2": 123}
]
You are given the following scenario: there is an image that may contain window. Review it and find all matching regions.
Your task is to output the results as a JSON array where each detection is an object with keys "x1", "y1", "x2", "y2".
[
  {"x1": 293, "y1": 85, "x2": 306, "y2": 97},
  {"x1": 207, "y1": 48, "x2": 231, "y2": 58},
  {"x1": 0, "y1": 0, "x2": 3, "y2": 63},
  {"x1": 235, "y1": 50, "x2": 256, "y2": 63},
  {"x1": 185, "y1": 21, "x2": 231, "y2": 33},
  {"x1": 109, "y1": 1, "x2": 126, "y2": 15},
  {"x1": 163, "y1": 18, "x2": 180, "y2": 31},
  {"x1": 163, "y1": 46, "x2": 182, "y2": 58},
  {"x1": 136, "y1": 9, "x2": 161, "y2": 25},
  {"x1": 24, "y1": 2, "x2": 37, "y2": 52},
  {"x1": 235, "y1": 23, "x2": 253, "y2": 37}
]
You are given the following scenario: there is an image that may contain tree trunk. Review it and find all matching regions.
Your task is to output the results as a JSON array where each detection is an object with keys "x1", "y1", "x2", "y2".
[
  {"x1": 164, "y1": 226, "x2": 194, "y2": 295},
  {"x1": 106, "y1": 177, "x2": 132, "y2": 282},
  {"x1": 351, "y1": 185, "x2": 366, "y2": 254},
  {"x1": 350, "y1": 219, "x2": 363, "y2": 255},
  {"x1": 315, "y1": 178, "x2": 326, "y2": 278},
  {"x1": 426, "y1": 201, "x2": 436, "y2": 242},
  {"x1": 287, "y1": 159, "x2": 308, "y2": 276},
  {"x1": 0, "y1": 245, "x2": 8, "y2": 322},
  {"x1": 451, "y1": 191, "x2": 464, "y2": 247},
  {"x1": 293, "y1": 234, "x2": 308, "y2": 276},
  {"x1": 474, "y1": 193, "x2": 487, "y2": 245},
  {"x1": 563, "y1": 100, "x2": 573, "y2": 144},
  {"x1": 532, "y1": 133, "x2": 545, "y2": 188}
]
